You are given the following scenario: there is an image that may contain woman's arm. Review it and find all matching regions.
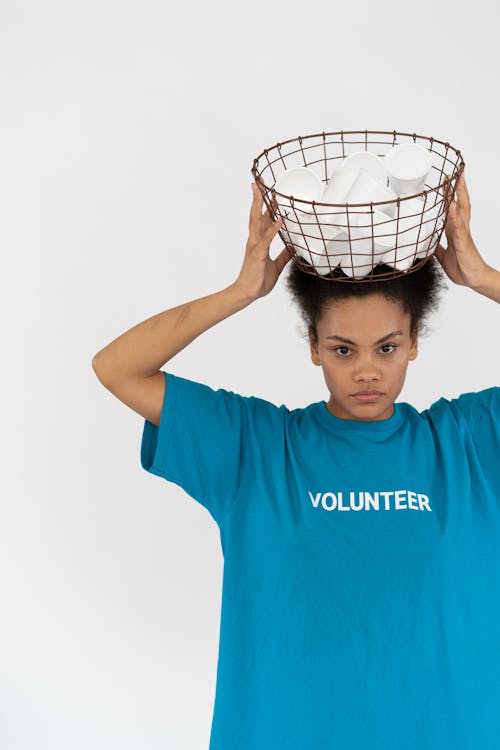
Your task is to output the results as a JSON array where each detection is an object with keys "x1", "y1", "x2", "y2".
[
  {"x1": 471, "y1": 267, "x2": 500, "y2": 304},
  {"x1": 92, "y1": 284, "x2": 252, "y2": 382},
  {"x1": 92, "y1": 182, "x2": 291, "y2": 383}
]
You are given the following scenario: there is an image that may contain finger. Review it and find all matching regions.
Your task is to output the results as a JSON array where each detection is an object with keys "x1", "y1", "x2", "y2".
[
  {"x1": 456, "y1": 170, "x2": 471, "y2": 223},
  {"x1": 249, "y1": 183, "x2": 265, "y2": 233},
  {"x1": 443, "y1": 207, "x2": 456, "y2": 247},
  {"x1": 443, "y1": 176, "x2": 462, "y2": 226},
  {"x1": 263, "y1": 203, "x2": 283, "y2": 233},
  {"x1": 254, "y1": 183, "x2": 277, "y2": 225},
  {"x1": 261, "y1": 216, "x2": 284, "y2": 246},
  {"x1": 446, "y1": 200, "x2": 469, "y2": 243},
  {"x1": 448, "y1": 197, "x2": 464, "y2": 224},
  {"x1": 445, "y1": 199, "x2": 459, "y2": 231},
  {"x1": 261, "y1": 208, "x2": 274, "y2": 231},
  {"x1": 261, "y1": 191, "x2": 279, "y2": 225},
  {"x1": 442, "y1": 173, "x2": 453, "y2": 203},
  {"x1": 248, "y1": 183, "x2": 268, "y2": 238}
]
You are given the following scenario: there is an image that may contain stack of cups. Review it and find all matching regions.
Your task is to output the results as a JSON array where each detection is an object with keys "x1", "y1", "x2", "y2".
[{"x1": 275, "y1": 142, "x2": 445, "y2": 278}]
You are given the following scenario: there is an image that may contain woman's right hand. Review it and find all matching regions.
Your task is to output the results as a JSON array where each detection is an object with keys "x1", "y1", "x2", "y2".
[{"x1": 233, "y1": 182, "x2": 294, "y2": 302}]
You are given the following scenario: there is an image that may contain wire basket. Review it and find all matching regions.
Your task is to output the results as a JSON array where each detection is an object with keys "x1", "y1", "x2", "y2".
[{"x1": 251, "y1": 129, "x2": 465, "y2": 282}]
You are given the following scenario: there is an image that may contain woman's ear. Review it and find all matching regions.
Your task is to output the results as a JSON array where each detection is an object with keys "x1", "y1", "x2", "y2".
[
  {"x1": 409, "y1": 328, "x2": 419, "y2": 361},
  {"x1": 308, "y1": 326, "x2": 321, "y2": 366}
]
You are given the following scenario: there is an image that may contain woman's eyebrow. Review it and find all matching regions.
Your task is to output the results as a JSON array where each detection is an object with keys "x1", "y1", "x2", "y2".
[{"x1": 326, "y1": 330, "x2": 404, "y2": 345}]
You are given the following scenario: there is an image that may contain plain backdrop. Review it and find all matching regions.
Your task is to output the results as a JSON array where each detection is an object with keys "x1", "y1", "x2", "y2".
[{"x1": 1, "y1": 0, "x2": 499, "y2": 748}]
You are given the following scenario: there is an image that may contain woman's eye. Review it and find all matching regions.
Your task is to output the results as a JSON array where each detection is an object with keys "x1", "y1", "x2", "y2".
[{"x1": 332, "y1": 344, "x2": 397, "y2": 357}]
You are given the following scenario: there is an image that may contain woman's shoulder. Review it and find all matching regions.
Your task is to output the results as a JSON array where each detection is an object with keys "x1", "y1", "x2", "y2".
[{"x1": 417, "y1": 386, "x2": 499, "y2": 437}]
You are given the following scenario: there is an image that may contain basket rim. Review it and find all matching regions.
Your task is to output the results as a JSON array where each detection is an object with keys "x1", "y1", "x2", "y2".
[{"x1": 251, "y1": 129, "x2": 465, "y2": 208}]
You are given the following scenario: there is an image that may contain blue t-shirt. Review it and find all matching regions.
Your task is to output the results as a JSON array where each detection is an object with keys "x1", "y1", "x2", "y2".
[{"x1": 140, "y1": 371, "x2": 500, "y2": 750}]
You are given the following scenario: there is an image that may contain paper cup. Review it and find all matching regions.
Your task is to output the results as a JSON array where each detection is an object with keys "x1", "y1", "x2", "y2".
[
  {"x1": 285, "y1": 215, "x2": 345, "y2": 271},
  {"x1": 345, "y1": 169, "x2": 400, "y2": 218},
  {"x1": 342, "y1": 151, "x2": 387, "y2": 185},
  {"x1": 313, "y1": 214, "x2": 377, "y2": 279},
  {"x1": 376, "y1": 198, "x2": 435, "y2": 270},
  {"x1": 384, "y1": 143, "x2": 432, "y2": 197},
  {"x1": 321, "y1": 166, "x2": 359, "y2": 203},
  {"x1": 284, "y1": 210, "x2": 344, "y2": 248},
  {"x1": 273, "y1": 166, "x2": 323, "y2": 215},
  {"x1": 315, "y1": 166, "x2": 358, "y2": 230},
  {"x1": 310, "y1": 249, "x2": 341, "y2": 276},
  {"x1": 415, "y1": 190, "x2": 446, "y2": 257},
  {"x1": 351, "y1": 209, "x2": 396, "y2": 258}
]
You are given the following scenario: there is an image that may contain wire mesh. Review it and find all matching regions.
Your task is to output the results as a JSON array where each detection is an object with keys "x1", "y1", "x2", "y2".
[{"x1": 251, "y1": 129, "x2": 465, "y2": 282}]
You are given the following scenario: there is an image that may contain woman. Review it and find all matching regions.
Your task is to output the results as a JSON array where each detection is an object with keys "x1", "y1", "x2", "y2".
[{"x1": 92, "y1": 171, "x2": 500, "y2": 750}]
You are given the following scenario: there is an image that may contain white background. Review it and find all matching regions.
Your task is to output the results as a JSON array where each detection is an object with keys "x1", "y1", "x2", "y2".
[{"x1": 1, "y1": 0, "x2": 499, "y2": 747}]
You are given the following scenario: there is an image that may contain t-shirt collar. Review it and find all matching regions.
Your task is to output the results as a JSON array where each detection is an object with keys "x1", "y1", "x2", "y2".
[{"x1": 313, "y1": 399, "x2": 406, "y2": 436}]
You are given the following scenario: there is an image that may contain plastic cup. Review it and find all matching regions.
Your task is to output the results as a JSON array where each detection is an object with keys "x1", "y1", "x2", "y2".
[
  {"x1": 384, "y1": 143, "x2": 432, "y2": 197},
  {"x1": 321, "y1": 166, "x2": 359, "y2": 203},
  {"x1": 284, "y1": 211, "x2": 344, "y2": 248},
  {"x1": 342, "y1": 151, "x2": 388, "y2": 185},
  {"x1": 315, "y1": 166, "x2": 359, "y2": 231},
  {"x1": 310, "y1": 250, "x2": 340, "y2": 276},
  {"x1": 273, "y1": 166, "x2": 323, "y2": 216},
  {"x1": 376, "y1": 197, "x2": 436, "y2": 270},
  {"x1": 345, "y1": 169, "x2": 400, "y2": 218},
  {"x1": 334, "y1": 211, "x2": 392, "y2": 278},
  {"x1": 351, "y1": 209, "x2": 396, "y2": 258}
]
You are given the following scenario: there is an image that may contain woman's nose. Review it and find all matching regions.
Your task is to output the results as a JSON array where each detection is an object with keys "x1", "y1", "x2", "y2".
[{"x1": 354, "y1": 357, "x2": 383, "y2": 380}]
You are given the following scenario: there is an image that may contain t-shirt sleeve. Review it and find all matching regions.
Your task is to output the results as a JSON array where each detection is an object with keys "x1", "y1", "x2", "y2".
[
  {"x1": 445, "y1": 386, "x2": 500, "y2": 484},
  {"x1": 140, "y1": 370, "x2": 287, "y2": 527}
]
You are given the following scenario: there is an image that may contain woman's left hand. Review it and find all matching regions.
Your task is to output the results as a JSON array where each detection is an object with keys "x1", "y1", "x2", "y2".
[{"x1": 434, "y1": 169, "x2": 493, "y2": 290}]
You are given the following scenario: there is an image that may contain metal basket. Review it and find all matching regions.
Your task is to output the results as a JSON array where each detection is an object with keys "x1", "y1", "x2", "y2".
[{"x1": 251, "y1": 129, "x2": 465, "y2": 282}]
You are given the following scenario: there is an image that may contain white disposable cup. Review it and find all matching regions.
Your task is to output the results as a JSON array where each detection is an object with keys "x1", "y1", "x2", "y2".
[
  {"x1": 324, "y1": 210, "x2": 391, "y2": 278},
  {"x1": 285, "y1": 218, "x2": 344, "y2": 269},
  {"x1": 273, "y1": 166, "x2": 323, "y2": 215},
  {"x1": 384, "y1": 143, "x2": 432, "y2": 197},
  {"x1": 376, "y1": 197, "x2": 437, "y2": 271},
  {"x1": 315, "y1": 166, "x2": 359, "y2": 232},
  {"x1": 342, "y1": 151, "x2": 388, "y2": 185},
  {"x1": 327, "y1": 194, "x2": 443, "y2": 276},
  {"x1": 284, "y1": 210, "x2": 344, "y2": 249},
  {"x1": 321, "y1": 166, "x2": 359, "y2": 203},
  {"x1": 345, "y1": 169, "x2": 400, "y2": 218},
  {"x1": 339, "y1": 238, "x2": 380, "y2": 278},
  {"x1": 351, "y1": 210, "x2": 396, "y2": 259},
  {"x1": 416, "y1": 189, "x2": 446, "y2": 257},
  {"x1": 310, "y1": 249, "x2": 340, "y2": 275},
  {"x1": 283, "y1": 172, "x2": 352, "y2": 255},
  {"x1": 421, "y1": 187, "x2": 446, "y2": 225},
  {"x1": 312, "y1": 212, "x2": 378, "y2": 277}
]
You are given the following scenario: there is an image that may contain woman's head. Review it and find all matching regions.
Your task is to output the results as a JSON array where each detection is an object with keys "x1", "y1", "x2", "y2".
[{"x1": 285, "y1": 256, "x2": 448, "y2": 421}]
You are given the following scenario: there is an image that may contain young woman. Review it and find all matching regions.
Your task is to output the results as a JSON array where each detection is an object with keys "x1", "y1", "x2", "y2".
[{"x1": 92, "y1": 171, "x2": 500, "y2": 750}]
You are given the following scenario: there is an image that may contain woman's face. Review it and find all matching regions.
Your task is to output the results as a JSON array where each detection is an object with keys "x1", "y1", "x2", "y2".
[{"x1": 308, "y1": 293, "x2": 418, "y2": 422}]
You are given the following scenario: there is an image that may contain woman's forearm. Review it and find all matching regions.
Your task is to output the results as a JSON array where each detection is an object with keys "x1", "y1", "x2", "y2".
[
  {"x1": 92, "y1": 282, "x2": 253, "y2": 381},
  {"x1": 472, "y1": 266, "x2": 500, "y2": 304}
]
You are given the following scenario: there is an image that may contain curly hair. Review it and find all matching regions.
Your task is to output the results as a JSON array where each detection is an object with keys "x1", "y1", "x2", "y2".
[{"x1": 284, "y1": 255, "x2": 449, "y2": 345}]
